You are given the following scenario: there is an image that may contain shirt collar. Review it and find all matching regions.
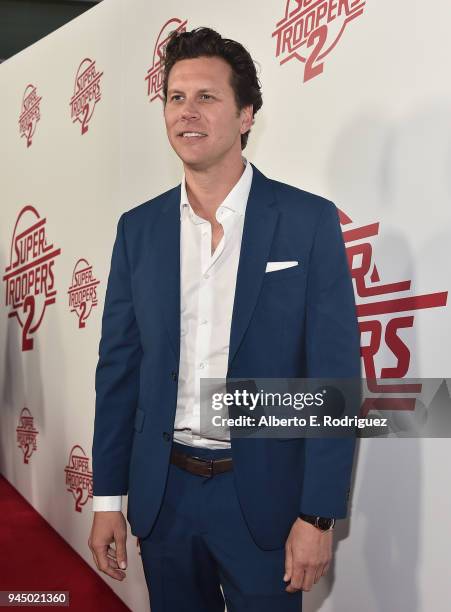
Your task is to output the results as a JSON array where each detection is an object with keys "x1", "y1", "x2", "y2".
[{"x1": 180, "y1": 157, "x2": 253, "y2": 219}]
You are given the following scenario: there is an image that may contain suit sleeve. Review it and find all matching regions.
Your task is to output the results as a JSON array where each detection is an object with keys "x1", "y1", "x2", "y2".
[
  {"x1": 300, "y1": 200, "x2": 361, "y2": 518},
  {"x1": 92, "y1": 212, "x2": 143, "y2": 496}
]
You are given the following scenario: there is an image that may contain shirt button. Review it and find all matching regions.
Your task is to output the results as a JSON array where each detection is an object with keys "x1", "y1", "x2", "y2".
[
  {"x1": 200, "y1": 319, "x2": 208, "y2": 325},
  {"x1": 199, "y1": 362, "x2": 206, "y2": 369},
  {"x1": 162, "y1": 432, "x2": 171, "y2": 441},
  {"x1": 204, "y1": 273, "x2": 210, "y2": 279},
  {"x1": 171, "y1": 371, "x2": 178, "y2": 381}
]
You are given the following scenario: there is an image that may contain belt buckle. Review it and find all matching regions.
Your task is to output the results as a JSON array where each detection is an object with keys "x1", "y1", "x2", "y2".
[
  {"x1": 191, "y1": 455, "x2": 214, "y2": 477},
  {"x1": 205, "y1": 459, "x2": 214, "y2": 477}
]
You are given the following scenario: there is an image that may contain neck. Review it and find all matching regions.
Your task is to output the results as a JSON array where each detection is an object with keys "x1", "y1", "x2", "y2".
[{"x1": 183, "y1": 154, "x2": 246, "y2": 222}]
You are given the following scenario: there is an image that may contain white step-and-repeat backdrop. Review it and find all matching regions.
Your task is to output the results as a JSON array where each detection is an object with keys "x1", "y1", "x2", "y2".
[{"x1": 1, "y1": 1, "x2": 450, "y2": 610}]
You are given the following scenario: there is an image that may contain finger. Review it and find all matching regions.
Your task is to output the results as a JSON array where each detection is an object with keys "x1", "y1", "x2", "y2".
[
  {"x1": 300, "y1": 566, "x2": 317, "y2": 592},
  {"x1": 107, "y1": 545, "x2": 117, "y2": 558},
  {"x1": 88, "y1": 537, "x2": 99, "y2": 567},
  {"x1": 321, "y1": 561, "x2": 331, "y2": 577},
  {"x1": 114, "y1": 533, "x2": 128, "y2": 570},
  {"x1": 283, "y1": 545, "x2": 293, "y2": 582},
  {"x1": 99, "y1": 562, "x2": 126, "y2": 581},
  {"x1": 285, "y1": 560, "x2": 305, "y2": 593},
  {"x1": 285, "y1": 566, "x2": 305, "y2": 593},
  {"x1": 104, "y1": 566, "x2": 126, "y2": 580},
  {"x1": 107, "y1": 557, "x2": 120, "y2": 570},
  {"x1": 314, "y1": 563, "x2": 325, "y2": 583},
  {"x1": 91, "y1": 550, "x2": 100, "y2": 571},
  {"x1": 96, "y1": 545, "x2": 126, "y2": 581}
]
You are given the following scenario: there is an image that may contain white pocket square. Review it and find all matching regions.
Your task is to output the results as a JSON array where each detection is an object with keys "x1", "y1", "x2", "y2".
[{"x1": 265, "y1": 260, "x2": 299, "y2": 273}]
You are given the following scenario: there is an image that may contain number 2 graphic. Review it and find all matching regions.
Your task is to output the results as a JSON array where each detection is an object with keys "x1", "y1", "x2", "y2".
[
  {"x1": 304, "y1": 25, "x2": 327, "y2": 82},
  {"x1": 26, "y1": 122, "x2": 33, "y2": 147},
  {"x1": 78, "y1": 301, "x2": 87, "y2": 328},
  {"x1": 22, "y1": 295, "x2": 35, "y2": 351},
  {"x1": 81, "y1": 103, "x2": 90, "y2": 134}
]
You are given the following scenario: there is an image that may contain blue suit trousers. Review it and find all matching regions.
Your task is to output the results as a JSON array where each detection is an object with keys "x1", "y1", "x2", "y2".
[{"x1": 138, "y1": 442, "x2": 302, "y2": 612}]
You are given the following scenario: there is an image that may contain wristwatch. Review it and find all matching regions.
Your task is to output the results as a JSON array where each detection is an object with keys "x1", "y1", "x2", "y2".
[{"x1": 298, "y1": 513, "x2": 335, "y2": 531}]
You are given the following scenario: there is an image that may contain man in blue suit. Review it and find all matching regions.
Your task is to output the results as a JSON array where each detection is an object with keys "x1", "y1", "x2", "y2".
[{"x1": 89, "y1": 27, "x2": 360, "y2": 612}]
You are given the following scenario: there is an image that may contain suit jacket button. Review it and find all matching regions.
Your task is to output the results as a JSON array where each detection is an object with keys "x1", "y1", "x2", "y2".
[
  {"x1": 162, "y1": 432, "x2": 171, "y2": 441},
  {"x1": 171, "y1": 371, "x2": 178, "y2": 381}
]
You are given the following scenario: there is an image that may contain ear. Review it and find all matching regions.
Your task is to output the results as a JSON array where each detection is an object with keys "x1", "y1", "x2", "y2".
[{"x1": 240, "y1": 104, "x2": 254, "y2": 134}]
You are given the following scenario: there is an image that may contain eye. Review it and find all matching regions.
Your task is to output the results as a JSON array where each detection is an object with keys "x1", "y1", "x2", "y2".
[
  {"x1": 200, "y1": 94, "x2": 213, "y2": 100},
  {"x1": 170, "y1": 94, "x2": 183, "y2": 102}
]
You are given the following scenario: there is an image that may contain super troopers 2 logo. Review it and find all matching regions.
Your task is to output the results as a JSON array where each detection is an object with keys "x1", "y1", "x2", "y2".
[
  {"x1": 272, "y1": 0, "x2": 366, "y2": 82},
  {"x1": 145, "y1": 18, "x2": 188, "y2": 103},
  {"x1": 65, "y1": 445, "x2": 93, "y2": 512},
  {"x1": 70, "y1": 58, "x2": 103, "y2": 135},
  {"x1": 68, "y1": 258, "x2": 100, "y2": 328},
  {"x1": 18, "y1": 84, "x2": 42, "y2": 148},
  {"x1": 16, "y1": 408, "x2": 39, "y2": 464},
  {"x1": 340, "y1": 210, "x2": 448, "y2": 416},
  {"x1": 3, "y1": 206, "x2": 61, "y2": 351}
]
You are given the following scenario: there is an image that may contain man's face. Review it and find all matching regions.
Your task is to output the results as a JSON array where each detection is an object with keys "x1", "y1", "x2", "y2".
[{"x1": 164, "y1": 56, "x2": 253, "y2": 170}]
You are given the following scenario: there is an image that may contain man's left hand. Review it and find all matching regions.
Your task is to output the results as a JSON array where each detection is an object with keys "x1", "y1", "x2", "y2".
[{"x1": 283, "y1": 518, "x2": 333, "y2": 593}]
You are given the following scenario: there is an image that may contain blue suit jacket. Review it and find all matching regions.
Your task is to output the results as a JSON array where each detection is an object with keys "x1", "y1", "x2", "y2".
[{"x1": 92, "y1": 163, "x2": 361, "y2": 550}]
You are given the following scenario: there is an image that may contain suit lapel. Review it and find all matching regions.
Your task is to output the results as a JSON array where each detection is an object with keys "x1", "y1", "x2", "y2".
[
  {"x1": 155, "y1": 186, "x2": 181, "y2": 362},
  {"x1": 227, "y1": 164, "x2": 279, "y2": 369}
]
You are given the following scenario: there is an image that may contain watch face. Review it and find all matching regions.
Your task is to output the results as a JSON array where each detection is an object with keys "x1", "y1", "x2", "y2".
[{"x1": 317, "y1": 517, "x2": 334, "y2": 530}]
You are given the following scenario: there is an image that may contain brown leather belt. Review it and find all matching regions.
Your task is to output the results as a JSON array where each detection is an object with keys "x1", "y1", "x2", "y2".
[{"x1": 170, "y1": 447, "x2": 233, "y2": 477}]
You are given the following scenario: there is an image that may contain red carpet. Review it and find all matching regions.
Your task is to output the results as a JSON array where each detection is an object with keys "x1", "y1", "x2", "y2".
[{"x1": 0, "y1": 475, "x2": 130, "y2": 611}]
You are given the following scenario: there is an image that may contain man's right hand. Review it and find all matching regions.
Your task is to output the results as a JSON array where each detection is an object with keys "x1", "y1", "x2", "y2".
[{"x1": 88, "y1": 511, "x2": 128, "y2": 581}]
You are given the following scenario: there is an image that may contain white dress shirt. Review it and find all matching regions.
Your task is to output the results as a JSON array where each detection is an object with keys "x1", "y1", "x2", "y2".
[{"x1": 93, "y1": 158, "x2": 253, "y2": 511}]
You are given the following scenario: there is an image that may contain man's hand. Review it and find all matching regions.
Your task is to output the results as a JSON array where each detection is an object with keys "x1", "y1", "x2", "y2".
[
  {"x1": 88, "y1": 511, "x2": 128, "y2": 581},
  {"x1": 284, "y1": 518, "x2": 332, "y2": 593}
]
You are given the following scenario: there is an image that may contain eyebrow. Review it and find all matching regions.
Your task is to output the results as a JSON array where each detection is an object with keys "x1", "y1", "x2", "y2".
[{"x1": 167, "y1": 87, "x2": 221, "y2": 95}]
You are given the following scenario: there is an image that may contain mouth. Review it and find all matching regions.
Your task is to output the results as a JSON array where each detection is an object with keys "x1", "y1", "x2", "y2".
[{"x1": 177, "y1": 131, "x2": 208, "y2": 139}]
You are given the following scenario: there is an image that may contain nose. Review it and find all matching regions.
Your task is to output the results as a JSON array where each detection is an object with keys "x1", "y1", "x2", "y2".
[{"x1": 180, "y1": 100, "x2": 200, "y2": 121}]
